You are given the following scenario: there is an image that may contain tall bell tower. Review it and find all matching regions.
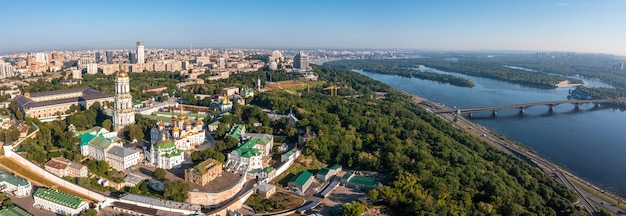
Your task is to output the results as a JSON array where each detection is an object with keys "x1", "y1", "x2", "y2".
[{"x1": 112, "y1": 64, "x2": 135, "y2": 131}]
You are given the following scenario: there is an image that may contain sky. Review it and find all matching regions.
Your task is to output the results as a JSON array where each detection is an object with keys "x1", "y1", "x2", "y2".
[{"x1": 1, "y1": 0, "x2": 625, "y2": 56}]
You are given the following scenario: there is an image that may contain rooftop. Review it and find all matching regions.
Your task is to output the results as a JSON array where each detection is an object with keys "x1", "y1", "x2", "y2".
[
  {"x1": 188, "y1": 159, "x2": 221, "y2": 175},
  {"x1": 15, "y1": 88, "x2": 113, "y2": 109},
  {"x1": 0, "y1": 169, "x2": 30, "y2": 187},
  {"x1": 33, "y1": 188, "x2": 85, "y2": 209},
  {"x1": 44, "y1": 159, "x2": 68, "y2": 170},
  {"x1": 348, "y1": 175, "x2": 379, "y2": 187},
  {"x1": 119, "y1": 193, "x2": 201, "y2": 211},
  {"x1": 290, "y1": 170, "x2": 313, "y2": 186},
  {"x1": 236, "y1": 139, "x2": 261, "y2": 158},
  {"x1": 227, "y1": 124, "x2": 244, "y2": 140},
  {"x1": 107, "y1": 146, "x2": 139, "y2": 158},
  {"x1": 317, "y1": 168, "x2": 330, "y2": 176},
  {"x1": 89, "y1": 137, "x2": 112, "y2": 149},
  {"x1": 77, "y1": 133, "x2": 95, "y2": 146},
  {"x1": 0, "y1": 205, "x2": 32, "y2": 216}
]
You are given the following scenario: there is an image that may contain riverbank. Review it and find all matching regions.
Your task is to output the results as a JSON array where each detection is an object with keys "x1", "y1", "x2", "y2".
[
  {"x1": 556, "y1": 80, "x2": 583, "y2": 87},
  {"x1": 411, "y1": 93, "x2": 625, "y2": 214}
]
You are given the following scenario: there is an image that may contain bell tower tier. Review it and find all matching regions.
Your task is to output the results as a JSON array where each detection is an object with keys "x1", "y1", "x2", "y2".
[{"x1": 112, "y1": 64, "x2": 135, "y2": 131}]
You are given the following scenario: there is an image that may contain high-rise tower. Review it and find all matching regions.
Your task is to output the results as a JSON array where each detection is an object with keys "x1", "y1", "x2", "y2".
[
  {"x1": 294, "y1": 51, "x2": 309, "y2": 71},
  {"x1": 136, "y1": 41, "x2": 145, "y2": 64},
  {"x1": 113, "y1": 64, "x2": 135, "y2": 131}
]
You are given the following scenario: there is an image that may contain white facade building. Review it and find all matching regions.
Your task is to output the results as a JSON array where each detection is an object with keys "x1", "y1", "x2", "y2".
[
  {"x1": 0, "y1": 169, "x2": 32, "y2": 197},
  {"x1": 112, "y1": 64, "x2": 135, "y2": 131},
  {"x1": 86, "y1": 63, "x2": 98, "y2": 74},
  {"x1": 33, "y1": 188, "x2": 89, "y2": 216},
  {"x1": 144, "y1": 134, "x2": 185, "y2": 169},
  {"x1": 149, "y1": 107, "x2": 206, "y2": 151},
  {"x1": 106, "y1": 146, "x2": 141, "y2": 171},
  {"x1": 136, "y1": 41, "x2": 145, "y2": 64}
]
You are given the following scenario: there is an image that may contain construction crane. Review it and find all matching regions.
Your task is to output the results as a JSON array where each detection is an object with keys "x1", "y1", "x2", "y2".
[{"x1": 322, "y1": 86, "x2": 339, "y2": 96}]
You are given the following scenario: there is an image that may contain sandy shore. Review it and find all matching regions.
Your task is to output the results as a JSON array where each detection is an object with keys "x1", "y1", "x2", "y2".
[{"x1": 555, "y1": 80, "x2": 583, "y2": 87}]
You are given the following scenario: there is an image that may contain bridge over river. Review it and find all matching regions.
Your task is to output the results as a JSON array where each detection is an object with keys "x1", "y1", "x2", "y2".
[{"x1": 434, "y1": 99, "x2": 620, "y2": 117}]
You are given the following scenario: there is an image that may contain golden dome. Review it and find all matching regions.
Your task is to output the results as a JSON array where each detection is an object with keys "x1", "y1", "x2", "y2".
[
  {"x1": 172, "y1": 124, "x2": 180, "y2": 132},
  {"x1": 185, "y1": 120, "x2": 192, "y2": 126},
  {"x1": 195, "y1": 118, "x2": 202, "y2": 125},
  {"x1": 158, "y1": 119, "x2": 165, "y2": 127},
  {"x1": 117, "y1": 64, "x2": 128, "y2": 78}
]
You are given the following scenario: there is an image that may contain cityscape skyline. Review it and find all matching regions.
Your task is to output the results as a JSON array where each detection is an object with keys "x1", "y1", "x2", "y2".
[{"x1": 1, "y1": 0, "x2": 626, "y2": 56}]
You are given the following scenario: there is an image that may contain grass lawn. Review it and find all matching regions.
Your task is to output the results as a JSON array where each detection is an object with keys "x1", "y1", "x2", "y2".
[
  {"x1": 0, "y1": 157, "x2": 93, "y2": 201},
  {"x1": 245, "y1": 192, "x2": 304, "y2": 213},
  {"x1": 275, "y1": 156, "x2": 326, "y2": 187}
]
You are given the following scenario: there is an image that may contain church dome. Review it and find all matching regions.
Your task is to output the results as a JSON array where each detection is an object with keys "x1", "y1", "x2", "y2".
[
  {"x1": 158, "y1": 119, "x2": 165, "y2": 127},
  {"x1": 117, "y1": 64, "x2": 128, "y2": 78},
  {"x1": 195, "y1": 118, "x2": 202, "y2": 126},
  {"x1": 154, "y1": 139, "x2": 174, "y2": 150},
  {"x1": 185, "y1": 119, "x2": 192, "y2": 126},
  {"x1": 173, "y1": 124, "x2": 180, "y2": 132}
]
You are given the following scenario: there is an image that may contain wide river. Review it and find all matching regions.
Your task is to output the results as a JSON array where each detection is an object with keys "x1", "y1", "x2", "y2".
[{"x1": 357, "y1": 67, "x2": 626, "y2": 196}]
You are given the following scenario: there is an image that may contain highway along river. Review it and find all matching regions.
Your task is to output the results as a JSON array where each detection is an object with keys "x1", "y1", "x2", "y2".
[{"x1": 357, "y1": 66, "x2": 626, "y2": 196}]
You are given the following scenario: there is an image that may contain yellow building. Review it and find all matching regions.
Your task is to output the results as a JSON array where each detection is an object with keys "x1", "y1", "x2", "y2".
[
  {"x1": 185, "y1": 159, "x2": 223, "y2": 186},
  {"x1": 14, "y1": 88, "x2": 113, "y2": 121}
]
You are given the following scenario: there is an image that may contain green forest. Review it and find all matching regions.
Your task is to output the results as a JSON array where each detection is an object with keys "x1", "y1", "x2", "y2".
[{"x1": 251, "y1": 65, "x2": 585, "y2": 215}]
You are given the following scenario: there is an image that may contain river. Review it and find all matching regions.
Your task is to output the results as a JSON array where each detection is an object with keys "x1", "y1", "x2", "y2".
[{"x1": 356, "y1": 67, "x2": 626, "y2": 196}]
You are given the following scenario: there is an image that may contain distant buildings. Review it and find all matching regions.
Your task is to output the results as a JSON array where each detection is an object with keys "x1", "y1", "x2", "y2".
[
  {"x1": 294, "y1": 51, "x2": 310, "y2": 71},
  {"x1": 86, "y1": 63, "x2": 98, "y2": 74},
  {"x1": 33, "y1": 188, "x2": 89, "y2": 216},
  {"x1": 105, "y1": 51, "x2": 113, "y2": 64},
  {"x1": 137, "y1": 41, "x2": 145, "y2": 64},
  {"x1": 14, "y1": 88, "x2": 114, "y2": 121}
]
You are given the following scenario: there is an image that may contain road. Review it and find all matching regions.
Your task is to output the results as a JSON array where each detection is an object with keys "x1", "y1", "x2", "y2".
[{"x1": 419, "y1": 99, "x2": 625, "y2": 215}]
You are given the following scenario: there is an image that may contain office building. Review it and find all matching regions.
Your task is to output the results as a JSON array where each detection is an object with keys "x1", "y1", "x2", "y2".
[
  {"x1": 95, "y1": 52, "x2": 102, "y2": 63},
  {"x1": 136, "y1": 41, "x2": 145, "y2": 64},
  {"x1": 129, "y1": 52, "x2": 137, "y2": 64},
  {"x1": 105, "y1": 51, "x2": 113, "y2": 64},
  {"x1": 294, "y1": 51, "x2": 309, "y2": 71}
]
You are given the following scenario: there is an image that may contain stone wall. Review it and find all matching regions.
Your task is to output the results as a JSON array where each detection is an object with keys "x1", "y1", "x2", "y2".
[
  {"x1": 186, "y1": 176, "x2": 244, "y2": 205},
  {"x1": 3, "y1": 146, "x2": 107, "y2": 202}
]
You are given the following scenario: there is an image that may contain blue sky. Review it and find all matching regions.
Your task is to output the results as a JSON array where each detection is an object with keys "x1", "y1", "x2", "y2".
[{"x1": 1, "y1": 0, "x2": 625, "y2": 55}]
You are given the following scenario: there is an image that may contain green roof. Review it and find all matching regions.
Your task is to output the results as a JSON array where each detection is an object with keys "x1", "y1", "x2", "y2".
[
  {"x1": 236, "y1": 139, "x2": 261, "y2": 158},
  {"x1": 134, "y1": 101, "x2": 144, "y2": 105},
  {"x1": 283, "y1": 151, "x2": 294, "y2": 156},
  {"x1": 291, "y1": 171, "x2": 313, "y2": 186},
  {"x1": 189, "y1": 159, "x2": 220, "y2": 175},
  {"x1": 227, "y1": 124, "x2": 244, "y2": 140},
  {"x1": 342, "y1": 172, "x2": 353, "y2": 180},
  {"x1": 141, "y1": 115, "x2": 172, "y2": 123},
  {"x1": 251, "y1": 137, "x2": 271, "y2": 145},
  {"x1": 33, "y1": 188, "x2": 85, "y2": 210},
  {"x1": 0, "y1": 169, "x2": 30, "y2": 187},
  {"x1": 89, "y1": 137, "x2": 111, "y2": 149},
  {"x1": 76, "y1": 126, "x2": 102, "y2": 136},
  {"x1": 208, "y1": 120, "x2": 220, "y2": 126},
  {"x1": 348, "y1": 175, "x2": 379, "y2": 187},
  {"x1": 329, "y1": 164, "x2": 341, "y2": 170},
  {"x1": 262, "y1": 167, "x2": 274, "y2": 173},
  {"x1": 162, "y1": 149, "x2": 183, "y2": 158},
  {"x1": 153, "y1": 111, "x2": 209, "y2": 119},
  {"x1": 77, "y1": 133, "x2": 95, "y2": 147},
  {"x1": 0, "y1": 206, "x2": 32, "y2": 216},
  {"x1": 317, "y1": 168, "x2": 330, "y2": 176},
  {"x1": 154, "y1": 139, "x2": 175, "y2": 150}
]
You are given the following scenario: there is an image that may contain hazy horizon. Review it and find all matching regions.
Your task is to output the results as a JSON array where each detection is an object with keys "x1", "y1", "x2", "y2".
[{"x1": 2, "y1": 0, "x2": 625, "y2": 56}]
